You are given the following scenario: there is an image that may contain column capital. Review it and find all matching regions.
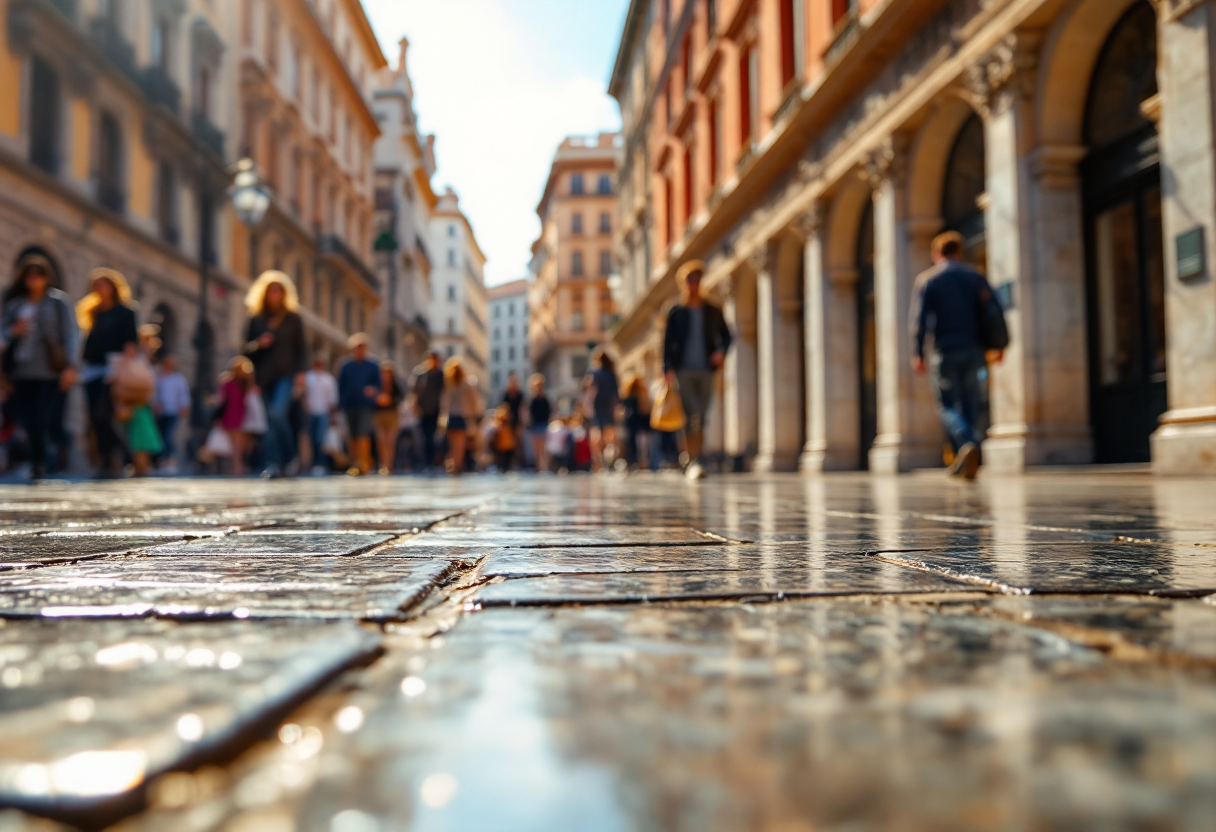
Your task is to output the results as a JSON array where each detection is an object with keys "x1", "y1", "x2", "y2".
[
  {"x1": 790, "y1": 200, "x2": 827, "y2": 242},
  {"x1": 862, "y1": 135, "x2": 908, "y2": 189},
  {"x1": 963, "y1": 32, "x2": 1042, "y2": 117},
  {"x1": 1028, "y1": 143, "x2": 1087, "y2": 189}
]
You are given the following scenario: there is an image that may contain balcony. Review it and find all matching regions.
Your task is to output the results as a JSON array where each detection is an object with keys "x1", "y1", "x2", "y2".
[
  {"x1": 88, "y1": 17, "x2": 139, "y2": 84},
  {"x1": 140, "y1": 65, "x2": 180, "y2": 115},
  {"x1": 191, "y1": 111, "x2": 225, "y2": 158},
  {"x1": 318, "y1": 234, "x2": 380, "y2": 294}
]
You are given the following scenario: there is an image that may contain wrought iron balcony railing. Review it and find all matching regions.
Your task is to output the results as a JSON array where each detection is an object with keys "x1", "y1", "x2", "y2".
[
  {"x1": 317, "y1": 234, "x2": 381, "y2": 293},
  {"x1": 88, "y1": 16, "x2": 139, "y2": 84},
  {"x1": 140, "y1": 65, "x2": 181, "y2": 114},
  {"x1": 191, "y1": 111, "x2": 225, "y2": 159}
]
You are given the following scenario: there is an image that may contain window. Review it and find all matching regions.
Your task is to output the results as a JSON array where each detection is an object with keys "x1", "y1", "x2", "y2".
[
  {"x1": 572, "y1": 355, "x2": 588, "y2": 378},
  {"x1": 682, "y1": 143, "x2": 693, "y2": 224},
  {"x1": 447, "y1": 285, "x2": 456, "y2": 301},
  {"x1": 508, "y1": 325, "x2": 514, "y2": 338},
  {"x1": 708, "y1": 97, "x2": 720, "y2": 188},
  {"x1": 344, "y1": 298, "x2": 352, "y2": 332},
  {"x1": 508, "y1": 346, "x2": 515, "y2": 361},
  {"x1": 780, "y1": 0, "x2": 799, "y2": 89},
  {"x1": 597, "y1": 174, "x2": 612, "y2": 195},
  {"x1": 493, "y1": 349, "x2": 500, "y2": 363},
  {"x1": 151, "y1": 17, "x2": 172, "y2": 71},
  {"x1": 155, "y1": 161, "x2": 177, "y2": 243},
  {"x1": 663, "y1": 174, "x2": 673, "y2": 248},
  {"x1": 28, "y1": 57, "x2": 60, "y2": 175},
  {"x1": 448, "y1": 318, "x2": 455, "y2": 334},
  {"x1": 571, "y1": 212, "x2": 584, "y2": 235},
  {"x1": 448, "y1": 224, "x2": 456, "y2": 236},
  {"x1": 266, "y1": 9, "x2": 280, "y2": 71},
  {"x1": 571, "y1": 251, "x2": 584, "y2": 276},
  {"x1": 492, "y1": 371, "x2": 500, "y2": 387},
  {"x1": 448, "y1": 249, "x2": 456, "y2": 266},
  {"x1": 98, "y1": 111, "x2": 125, "y2": 213},
  {"x1": 708, "y1": 0, "x2": 717, "y2": 32},
  {"x1": 197, "y1": 64, "x2": 213, "y2": 120},
  {"x1": 599, "y1": 212, "x2": 611, "y2": 234},
  {"x1": 681, "y1": 35, "x2": 691, "y2": 92},
  {"x1": 313, "y1": 277, "x2": 322, "y2": 313},
  {"x1": 831, "y1": 0, "x2": 855, "y2": 26},
  {"x1": 494, "y1": 305, "x2": 501, "y2": 318},
  {"x1": 508, "y1": 303, "x2": 515, "y2": 316},
  {"x1": 739, "y1": 45, "x2": 753, "y2": 144},
  {"x1": 570, "y1": 173, "x2": 584, "y2": 195},
  {"x1": 601, "y1": 312, "x2": 614, "y2": 331},
  {"x1": 599, "y1": 250, "x2": 612, "y2": 276},
  {"x1": 523, "y1": 344, "x2": 529, "y2": 359},
  {"x1": 446, "y1": 346, "x2": 454, "y2": 358},
  {"x1": 571, "y1": 311, "x2": 584, "y2": 331}
]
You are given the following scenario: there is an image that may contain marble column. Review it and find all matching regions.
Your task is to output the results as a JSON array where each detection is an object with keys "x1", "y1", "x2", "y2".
[
  {"x1": 969, "y1": 34, "x2": 1093, "y2": 471},
  {"x1": 723, "y1": 275, "x2": 759, "y2": 466},
  {"x1": 1152, "y1": 0, "x2": 1216, "y2": 473},
  {"x1": 867, "y1": 137, "x2": 942, "y2": 473},
  {"x1": 799, "y1": 204, "x2": 861, "y2": 472},
  {"x1": 752, "y1": 247, "x2": 780, "y2": 472}
]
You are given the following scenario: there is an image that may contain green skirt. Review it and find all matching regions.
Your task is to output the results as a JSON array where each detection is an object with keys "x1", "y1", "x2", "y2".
[{"x1": 127, "y1": 405, "x2": 164, "y2": 455}]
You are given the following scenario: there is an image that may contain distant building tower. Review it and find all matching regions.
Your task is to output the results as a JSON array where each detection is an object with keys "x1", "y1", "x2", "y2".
[{"x1": 428, "y1": 188, "x2": 489, "y2": 397}]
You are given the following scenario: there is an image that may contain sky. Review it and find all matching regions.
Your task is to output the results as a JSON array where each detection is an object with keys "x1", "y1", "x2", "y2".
[{"x1": 363, "y1": 0, "x2": 631, "y2": 286}]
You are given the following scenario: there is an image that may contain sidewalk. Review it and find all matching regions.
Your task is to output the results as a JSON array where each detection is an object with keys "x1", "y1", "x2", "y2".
[{"x1": 0, "y1": 472, "x2": 1214, "y2": 830}]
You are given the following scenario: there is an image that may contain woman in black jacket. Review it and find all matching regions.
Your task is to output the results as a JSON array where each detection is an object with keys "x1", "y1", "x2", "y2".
[
  {"x1": 243, "y1": 270, "x2": 309, "y2": 478},
  {"x1": 77, "y1": 268, "x2": 139, "y2": 478}
]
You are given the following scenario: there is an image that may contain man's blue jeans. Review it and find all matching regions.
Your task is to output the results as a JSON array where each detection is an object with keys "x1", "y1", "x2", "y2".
[
  {"x1": 930, "y1": 348, "x2": 985, "y2": 452},
  {"x1": 307, "y1": 413, "x2": 329, "y2": 467},
  {"x1": 262, "y1": 377, "x2": 296, "y2": 470}
]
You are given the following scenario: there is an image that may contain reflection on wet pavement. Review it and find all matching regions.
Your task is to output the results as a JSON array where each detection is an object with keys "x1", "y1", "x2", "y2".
[{"x1": 0, "y1": 473, "x2": 1213, "y2": 829}]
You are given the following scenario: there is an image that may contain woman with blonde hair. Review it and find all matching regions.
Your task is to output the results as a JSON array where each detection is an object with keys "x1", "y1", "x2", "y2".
[
  {"x1": 77, "y1": 268, "x2": 139, "y2": 478},
  {"x1": 439, "y1": 357, "x2": 482, "y2": 475},
  {"x1": 243, "y1": 270, "x2": 308, "y2": 477}
]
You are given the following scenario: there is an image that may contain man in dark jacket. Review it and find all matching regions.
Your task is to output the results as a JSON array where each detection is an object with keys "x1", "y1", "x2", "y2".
[
  {"x1": 910, "y1": 232, "x2": 1004, "y2": 480},
  {"x1": 663, "y1": 260, "x2": 732, "y2": 479},
  {"x1": 412, "y1": 351, "x2": 443, "y2": 470}
]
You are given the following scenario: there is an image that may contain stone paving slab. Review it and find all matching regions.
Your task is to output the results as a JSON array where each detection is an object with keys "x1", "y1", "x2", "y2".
[
  {"x1": 140, "y1": 533, "x2": 394, "y2": 558},
  {"x1": 480, "y1": 541, "x2": 938, "y2": 577},
  {"x1": 0, "y1": 559, "x2": 455, "y2": 621},
  {"x1": 0, "y1": 618, "x2": 380, "y2": 821},
  {"x1": 261, "y1": 512, "x2": 456, "y2": 533},
  {"x1": 475, "y1": 556, "x2": 979, "y2": 605},
  {"x1": 876, "y1": 542, "x2": 1216, "y2": 595},
  {"x1": 120, "y1": 602, "x2": 1216, "y2": 832},
  {"x1": 399, "y1": 526, "x2": 726, "y2": 549},
  {"x1": 0, "y1": 536, "x2": 179, "y2": 572}
]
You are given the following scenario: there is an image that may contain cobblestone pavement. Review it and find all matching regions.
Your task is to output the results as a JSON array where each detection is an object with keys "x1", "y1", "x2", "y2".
[{"x1": 1, "y1": 472, "x2": 1215, "y2": 831}]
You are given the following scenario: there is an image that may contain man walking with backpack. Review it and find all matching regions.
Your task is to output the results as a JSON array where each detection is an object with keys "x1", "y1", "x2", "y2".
[{"x1": 910, "y1": 232, "x2": 1007, "y2": 480}]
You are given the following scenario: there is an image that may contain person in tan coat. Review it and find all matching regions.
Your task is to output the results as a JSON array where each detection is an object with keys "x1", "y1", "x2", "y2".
[{"x1": 439, "y1": 357, "x2": 483, "y2": 475}]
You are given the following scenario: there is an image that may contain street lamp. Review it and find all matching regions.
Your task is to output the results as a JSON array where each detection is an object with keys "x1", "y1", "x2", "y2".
[{"x1": 231, "y1": 158, "x2": 272, "y2": 275}]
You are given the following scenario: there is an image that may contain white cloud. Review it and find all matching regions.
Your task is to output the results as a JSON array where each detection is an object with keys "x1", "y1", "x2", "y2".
[{"x1": 365, "y1": 0, "x2": 622, "y2": 285}]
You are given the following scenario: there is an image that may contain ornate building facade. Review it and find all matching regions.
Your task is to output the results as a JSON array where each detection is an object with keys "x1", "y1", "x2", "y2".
[
  {"x1": 428, "y1": 187, "x2": 489, "y2": 396},
  {"x1": 373, "y1": 36, "x2": 437, "y2": 373},
  {"x1": 611, "y1": 0, "x2": 1216, "y2": 474},
  {"x1": 528, "y1": 133, "x2": 621, "y2": 406},
  {"x1": 238, "y1": 0, "x2": 385, "y2": 364},
  {"x1": 0, "y1": 0, "x2": 238, "y2": 396}
]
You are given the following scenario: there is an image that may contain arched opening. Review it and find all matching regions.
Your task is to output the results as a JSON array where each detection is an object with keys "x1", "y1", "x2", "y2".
[
  {"x1": 942, "y1": 112, "x2": 987, "y2": 270},
  {"x1": 856, "y1": 200, "x2": 876, "y2": 468},
  {"x1": 1081, "y1": 1, "x2": 1165, "y2": 463},
  {"x1": 941, "y1": 111, "x2": 991, "y2": 448}
]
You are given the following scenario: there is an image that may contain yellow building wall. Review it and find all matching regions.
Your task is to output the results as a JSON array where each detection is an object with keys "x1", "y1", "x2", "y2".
[
  {"x1": 70, "y1": 99, "x2": 91, "y2": 182},
  {"x1": 128, "y1": 128, "x2": 153, "y2": 220},
  {"x1": 0, "y1": 0, "x2": 21, "y2": 139}
]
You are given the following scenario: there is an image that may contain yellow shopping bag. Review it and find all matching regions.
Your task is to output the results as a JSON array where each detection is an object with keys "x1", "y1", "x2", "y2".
[{"x1": 650, "y1": 380, "x2": 686, "y2": 432}]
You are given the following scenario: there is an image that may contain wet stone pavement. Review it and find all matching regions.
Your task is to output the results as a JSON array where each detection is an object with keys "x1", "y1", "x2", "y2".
[{"x1": 0, "y1": 475, "x2": 1214, "y2": 830}]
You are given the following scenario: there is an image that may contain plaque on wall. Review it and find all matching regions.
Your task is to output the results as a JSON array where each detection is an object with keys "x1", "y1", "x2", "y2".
[{"x1": 1176, "y1": 227, "x2": 1206, "y2": 282}]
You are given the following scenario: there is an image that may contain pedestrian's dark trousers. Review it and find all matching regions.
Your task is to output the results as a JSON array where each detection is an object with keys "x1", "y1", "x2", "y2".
[
  {"x1": 13, "y1": 379, "x2": 61, "y2": 470},
  {"x1": 420, "y1": 413, "x2": 440, "y2": 468},
  {"x1": 930, "y1": 347, "x2": 985, "y2": 452},
  {"x1": 86, "y1": 378, "x2": 124, "y2": 471}
]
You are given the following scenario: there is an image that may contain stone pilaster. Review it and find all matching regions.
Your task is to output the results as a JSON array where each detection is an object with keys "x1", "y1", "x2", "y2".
[
  {"x1": 866, "y1": 136, "x2": 941, "y2": 473},
  {"x1": 1151, "y1": 0, "x2": 1216, "y2": 473},
  {"x1": 751, "y1": 246, "x2": 781, "y2": 472},
  {"x1": 722, "y1": 275, "x2": 758, "y2": 465}
]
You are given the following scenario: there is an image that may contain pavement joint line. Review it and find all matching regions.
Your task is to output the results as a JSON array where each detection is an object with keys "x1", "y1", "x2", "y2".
[
  {"x1": 869, "y1": 552, "x2": 1029, "y2": 595},
  {"x1": 477, "y1": 586, "x2": 998, "y2": 608}
]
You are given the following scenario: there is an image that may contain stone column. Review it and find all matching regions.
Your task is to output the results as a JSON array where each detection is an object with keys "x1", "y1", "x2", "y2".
[
  {"x1": 867, "y1": 137, "x2": 941, "y2": 473},
  {"x1": 798, "y1": 203, "x2": 860, "y2": 472},
  {"x1": 722, "y1": 275, "x2": 759, "y2": 466},
  {"x1": 969, "y1": 34, "x2": 1093, "y2": 472},
  {"x1": 1152, "y1": 0, "x2": 1216, "y2": 473},
  {"x1": 752, "y1": 247, "x2": 780, "y2": 472}
]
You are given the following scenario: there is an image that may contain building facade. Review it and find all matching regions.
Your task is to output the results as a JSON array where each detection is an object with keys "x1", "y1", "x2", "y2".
[
  {"x1": 238, "y1": 0, "x2": 385, "y2": 366},
  {"x1": 429, "y1": 187, "x2": 488, "y2": 395},
  {"x1": 487, "y1": 278, "x2": 530, "y2": 403},
  {"x1": 0, "y1": 0, "x2": 240, "y2": 419},
  {"x1": 610, "y1": 0, "x2": 1216, "y2": 475},
  {"x1": 528, "y1": 133, "x2": 621, "y2": 406},
  {"x1": 372, "y1": 36, "x2": 437, "y2": 373}
]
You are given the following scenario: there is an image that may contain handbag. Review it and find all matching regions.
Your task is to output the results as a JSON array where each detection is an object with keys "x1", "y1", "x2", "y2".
[
  {"x1": 650, "y1": 380, "x2": 686, "y2": 432},
  {"x1": 241, "y1": 389, "x2": 269, "y2": 435},
  {"x1": 322, "y1": 423, "x2": 348, "y2": 466},
  {"x1": 200, "y1": 425, "x2": 234, "y2": 459}
]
